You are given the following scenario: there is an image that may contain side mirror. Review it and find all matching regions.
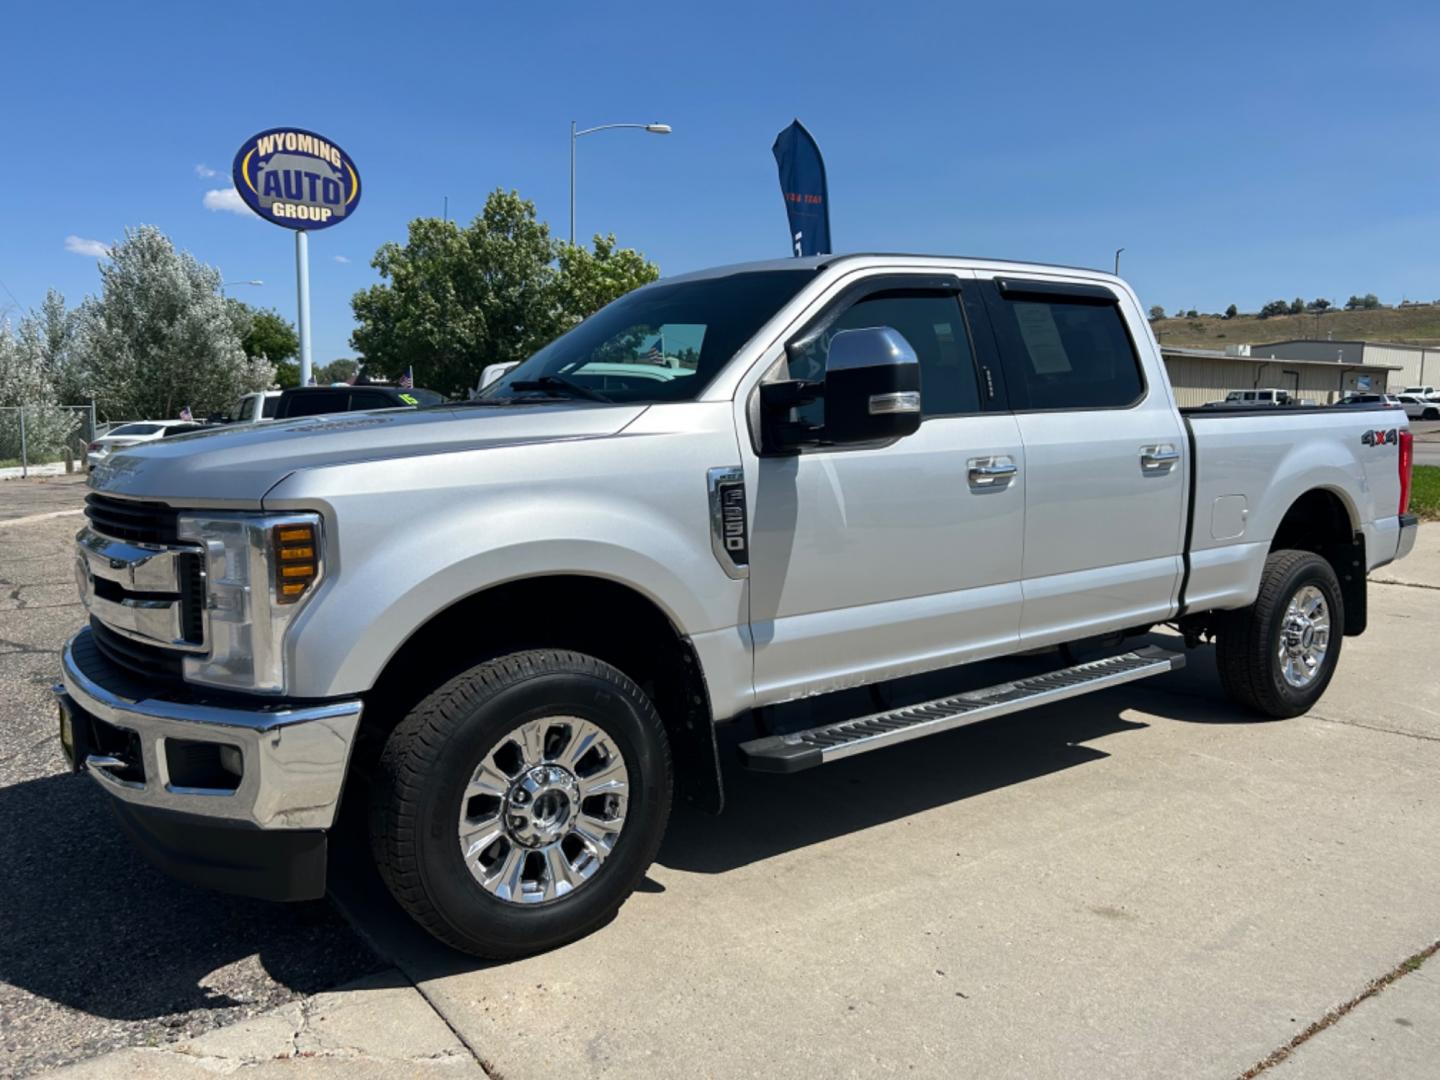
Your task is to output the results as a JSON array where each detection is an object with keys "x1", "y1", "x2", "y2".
[{"x1": 822, "y1": 326, "x2": 922, "y2": 444}]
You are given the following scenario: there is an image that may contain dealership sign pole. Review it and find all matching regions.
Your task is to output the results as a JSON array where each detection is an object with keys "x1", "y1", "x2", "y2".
[{"x1": 232, "y1": 127, "x2": 362, "y2": 386}]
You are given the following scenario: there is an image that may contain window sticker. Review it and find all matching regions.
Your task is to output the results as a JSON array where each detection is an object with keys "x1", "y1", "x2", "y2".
[{"x1": 1013, "y1": 302, "x2": 1071, "y2": 374}]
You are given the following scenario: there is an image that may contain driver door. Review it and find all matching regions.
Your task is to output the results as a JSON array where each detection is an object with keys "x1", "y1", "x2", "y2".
[{"x1": 746, "y1": 276, "x2": 1026, "y2": 706}]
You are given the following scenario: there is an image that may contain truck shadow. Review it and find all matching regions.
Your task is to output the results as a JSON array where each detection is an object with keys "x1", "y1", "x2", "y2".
[
  {"x1": 0, "y1": 771, "x2": 381, "y2": 1024},
  {"x1": 660, "y1": 638, "x2": 1244, "y2": 875}
]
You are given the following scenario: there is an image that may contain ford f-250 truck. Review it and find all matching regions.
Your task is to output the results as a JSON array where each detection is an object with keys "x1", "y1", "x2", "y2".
[{"x1": 58, "y1": 255, "x2": 1420, "y2": 958}]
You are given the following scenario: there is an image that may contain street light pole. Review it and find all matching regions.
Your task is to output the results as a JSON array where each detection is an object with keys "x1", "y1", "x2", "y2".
[
  {"x1": 569, "y1": 120, "x2": 672, "y2": 246},
  {"x1": 219, "y1": 279, "x2": 264, "y2": 296},
  {"x1": 1114, "y1": 248, "x2": 1125, "y2": 276}
]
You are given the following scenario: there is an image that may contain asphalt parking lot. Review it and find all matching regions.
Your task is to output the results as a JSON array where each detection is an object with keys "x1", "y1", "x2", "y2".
[
  {"x1": 3, "y1": 473, "x2": 1438, "y2": 1078},
  {"x1": 0, "y1": 477, "x2": 383, "y2": 1076}
]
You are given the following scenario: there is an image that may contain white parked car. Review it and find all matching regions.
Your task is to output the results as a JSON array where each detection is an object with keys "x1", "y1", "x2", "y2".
[
  {"x1": 226, "y1": 390, "x2": 282, "y2": 424},
  {"x1": 1402, "y1": 385, "x2": 1439, "y2": 400},
  {"x1": 1395, "y1": 393, "x2": 1440, "y2": 421},
  {"x1": 85, "y1": 420, "x2": 209, "y2": 470},
  {"x1": 1212, "y1": 388, "x2": 1295, "y2": 407}
]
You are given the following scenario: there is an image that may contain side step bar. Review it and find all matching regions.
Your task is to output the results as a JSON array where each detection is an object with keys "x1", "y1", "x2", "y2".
[{"x1": 737, "y1": 645, "x2": 1184, "y2": 774}]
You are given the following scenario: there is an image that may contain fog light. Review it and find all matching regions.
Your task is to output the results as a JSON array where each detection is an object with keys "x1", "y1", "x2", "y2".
[{"x1": 218, "y1": 744, "x2": 244, "y2": 778}]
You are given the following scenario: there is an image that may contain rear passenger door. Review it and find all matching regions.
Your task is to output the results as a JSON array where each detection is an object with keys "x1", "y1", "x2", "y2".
[{"x1": 979, "y1": 277, "x2": 1186, "y2": 646}]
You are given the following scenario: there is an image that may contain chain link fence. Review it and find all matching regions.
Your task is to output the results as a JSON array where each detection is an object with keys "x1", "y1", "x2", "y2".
[{"x1": 0, "y1": 404, "x2": 98, "y2": 478}]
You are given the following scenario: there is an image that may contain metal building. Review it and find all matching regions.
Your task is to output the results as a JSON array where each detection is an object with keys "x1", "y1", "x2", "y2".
[
  {"x1": 1244, "y1": 339, "x2": 1440, "y2": 393},
  {"x1": 1159, "y1": 345, "x2": 1403, "y2": 408}
]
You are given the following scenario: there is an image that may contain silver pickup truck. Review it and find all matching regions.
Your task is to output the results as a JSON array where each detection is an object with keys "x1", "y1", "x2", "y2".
[{"x1": 58, "y1": 255, "x2": 1419, "y2": 957}]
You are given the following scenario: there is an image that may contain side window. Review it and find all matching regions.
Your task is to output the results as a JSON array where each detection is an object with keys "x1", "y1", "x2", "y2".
[
  {"x1": 349, "y1": 391, "x2": 399, "y2": 411},
  {"x1": 988, "y1": 291, "x2": 1144, "y2": 411},
  {"x1": 787, "y1": 290, "x2": 981, "y2": 420},
  {"x1": 282, "y1": 391, "x2": 346, "y2": 417}
]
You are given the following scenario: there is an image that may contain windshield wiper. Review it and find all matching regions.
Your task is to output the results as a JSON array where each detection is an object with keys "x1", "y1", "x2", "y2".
[{"x1": 508, "y1": 375, "x2": 612, "y2": 403}]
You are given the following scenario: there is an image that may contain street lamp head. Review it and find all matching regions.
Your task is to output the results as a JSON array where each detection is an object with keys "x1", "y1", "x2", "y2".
[{"x1": 645, "y1": 123, "x2": 672, "y2": 134}]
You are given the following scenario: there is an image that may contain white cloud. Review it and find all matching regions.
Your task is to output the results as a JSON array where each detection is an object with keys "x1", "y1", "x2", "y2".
[
  {"x1": 194, "y1": 163, "x2": 218, "y2": 178},
  {"x1": 65, "y1": 235, "x2": 110, "y2": 258},
  {"x1": 332, "y1": 254, "x2": 351, "y2": 264},
  {"x1": 203, "y1": 187, "x2": 251, "y2": 215}
]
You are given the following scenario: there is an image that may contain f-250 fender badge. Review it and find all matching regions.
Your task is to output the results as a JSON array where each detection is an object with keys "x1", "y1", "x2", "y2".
[
  {"x1": 1361, "y1": 428, "x2": 1399, "y2": 447},
  {"x1": 707, "y1": 466, "x2": 749, "y2": 579}
]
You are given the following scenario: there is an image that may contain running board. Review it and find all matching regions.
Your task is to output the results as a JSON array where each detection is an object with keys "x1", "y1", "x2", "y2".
[{"x1": 737, "y1": 646, "x2": 1184, "y2": 774}]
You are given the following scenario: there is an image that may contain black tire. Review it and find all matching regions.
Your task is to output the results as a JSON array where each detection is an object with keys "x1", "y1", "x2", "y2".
[
  {"x1": 1215, "y1": 549, "x2": 1344, "y2": 719},
  {"x1": 369, "y1": 649, "x2": 672, "y2": 958},
  {"x1": 1425, "y1": 408, "x2": 1439, "y2": 421}
]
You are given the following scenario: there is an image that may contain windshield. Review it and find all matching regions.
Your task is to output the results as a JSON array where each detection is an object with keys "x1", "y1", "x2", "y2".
[{"x1": 483, "y1": 269, "x2": 814, "y2": 404}]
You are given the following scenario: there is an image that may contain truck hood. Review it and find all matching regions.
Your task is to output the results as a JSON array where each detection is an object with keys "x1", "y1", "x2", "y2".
[{"x1": 89, "y1": 403, "x2": 647, "y2": 505}]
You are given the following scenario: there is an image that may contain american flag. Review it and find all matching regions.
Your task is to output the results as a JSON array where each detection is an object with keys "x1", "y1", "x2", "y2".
[
  {"x1": 179, "y1": 406, "x2": 193, "y2": 422},
  {"x1": 399, "y1": 367, "x2": 414, "y2": 389},
  {"x1": 639, "y1": 339, "x2": 664, "y2": 364}
]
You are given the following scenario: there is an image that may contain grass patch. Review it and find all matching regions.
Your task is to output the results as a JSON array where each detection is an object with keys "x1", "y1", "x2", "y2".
[{"x1": 1411, "y1": 465, "x2": 1440, "y2": 521}]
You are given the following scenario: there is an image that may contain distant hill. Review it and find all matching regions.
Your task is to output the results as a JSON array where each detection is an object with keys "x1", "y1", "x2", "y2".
[{"x1": 1152, "y1": 305, "x2": 1440, "y2": 350}]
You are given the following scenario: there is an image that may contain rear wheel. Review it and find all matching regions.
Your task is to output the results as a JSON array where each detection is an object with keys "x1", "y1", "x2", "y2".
[
  {"x1": 1424, "y1": 407, "x2": 1439, "y2": 420},
  {"x1": 369, "y1": 649, "x2": 672, "y2": 958},
  {"x1": 1215, "y1": 549, "x2": 1344, "y2": 719}
]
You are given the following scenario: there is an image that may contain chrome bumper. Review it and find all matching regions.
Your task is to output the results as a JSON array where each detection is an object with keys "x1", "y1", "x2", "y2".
[
  {"x1": 1396, "y1": 513, "x2": 1419, "y2": 562},
  {"x1": 57, "y1": 631, "x2": 362, "y2": 830}
]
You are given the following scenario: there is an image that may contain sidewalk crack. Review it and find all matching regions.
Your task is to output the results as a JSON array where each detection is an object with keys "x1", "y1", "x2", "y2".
[{"x1": 1237, "y1": 940, "x2": 1439, "y2": 1078}]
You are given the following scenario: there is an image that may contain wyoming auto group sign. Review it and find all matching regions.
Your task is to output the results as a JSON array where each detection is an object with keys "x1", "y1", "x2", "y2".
[{"x1": 232, "y1": 127, "x2": 360, "y2": 229}]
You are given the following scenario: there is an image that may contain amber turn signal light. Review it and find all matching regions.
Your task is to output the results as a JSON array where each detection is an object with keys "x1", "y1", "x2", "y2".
[{"x1": 273, "y1": 523, "x2": 319, "y2": 604}]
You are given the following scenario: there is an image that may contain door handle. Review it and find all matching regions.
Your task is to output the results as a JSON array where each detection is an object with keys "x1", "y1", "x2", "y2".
[
  {"x1": 968, "y1": 455, "x2": 1018, "y2": 488},
  {"x1": 1140, "y1": 444, "x2": 1180, "y2": 472}
]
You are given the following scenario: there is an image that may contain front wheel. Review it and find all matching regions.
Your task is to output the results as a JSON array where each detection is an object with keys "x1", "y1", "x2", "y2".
[
  {"x1": 369, "y1": 649, "x2": 672, "y2": 958},
  {"x1": 1215, "y1": 549, "x2": 1344, "y2": 719},
  {"x1": 1424, "y1": 408, "x2": 1439, "y2": 421}
]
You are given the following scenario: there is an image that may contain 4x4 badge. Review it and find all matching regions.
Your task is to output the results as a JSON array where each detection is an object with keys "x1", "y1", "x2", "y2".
[{"x1": 1361, "y1": 429, "x2": 1398, "y2": 447}]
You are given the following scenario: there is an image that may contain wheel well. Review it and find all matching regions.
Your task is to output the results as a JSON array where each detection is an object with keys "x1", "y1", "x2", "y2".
[
  {"x1": 358, "y1": 575, "x2": 723, "y2": 813},
  {"x1": 1270, "y1": 488, "x2": 1367, "y2": 636}
]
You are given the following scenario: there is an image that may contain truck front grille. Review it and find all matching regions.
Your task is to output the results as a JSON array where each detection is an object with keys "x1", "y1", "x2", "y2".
[
  {"x1": 89, "y1": 617, "x2": 184, "y2": 682},
  {"x1": 84, "y1": 494, "x2": 180, "y2": 546}
]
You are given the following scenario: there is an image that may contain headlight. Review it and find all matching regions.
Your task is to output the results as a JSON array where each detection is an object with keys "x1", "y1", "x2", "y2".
[{"x1": 177, "y1": 511, "x2": 325, "y2": 693}]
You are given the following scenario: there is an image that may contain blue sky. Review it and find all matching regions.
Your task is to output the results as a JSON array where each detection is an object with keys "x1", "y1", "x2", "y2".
[{"x1": 2, "y1": 1, "x2": 1437, "y2": 364}]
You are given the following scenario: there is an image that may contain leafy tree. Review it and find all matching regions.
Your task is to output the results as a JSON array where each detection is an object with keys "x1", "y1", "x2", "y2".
[
  {"x1": 0, "y1": 299, "x2": 81, "y2": 461},
  {"x1": 1185, "y1": 309, "x2": 1199, "y2": 319},
  {"x1": 351, "y1": 189, "x2": 659, "y2": 398},
  {"x1": 551, "y1": 236, "x2": 660, "y2": 330},
  {"x1": 1344, "y1": 293, "x2": 1380, "y2": 311},
  {"x1": 1289, "y1": 297, "x2": 1305, "y2": 315},
  {"x1": 228, "y1": 305, "x2": 299, "y2": 387},
  {"x1": 70, "y1": 226, "x2": 272, "y2": 419},
  {"x1": 1224, "y1": 304, "x2": 1238, "y2": 319},
  {"x1": 1307, "y1": 298, "x2": 1332, "y2": 312},
  {"x1": 315, "y1": 358, "x2": 358, "y2": 384},
  {"x1": 1259, "y1": 300, "x2": 1290, "y2": 318},
  {"x1": 1148, "y1": 305, "x2": 1166, "y2": 321}
]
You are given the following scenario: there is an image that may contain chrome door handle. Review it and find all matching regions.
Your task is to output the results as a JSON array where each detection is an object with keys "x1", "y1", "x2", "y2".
[
  {"x1": 1140, "y1": 444, "x2": 1180, "y2": 472},
  {"x1": 968, "y1": 455, "x2": 1018, "y2": 488}
]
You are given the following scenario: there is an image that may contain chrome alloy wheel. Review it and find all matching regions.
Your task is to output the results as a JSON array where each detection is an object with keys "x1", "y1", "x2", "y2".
[
  {"x1": 1278, "y1": 584, "x2": 1331, "y2": 689},
  {"x1": 456, "y1": 716, "x2": 629, "y2": 904}
]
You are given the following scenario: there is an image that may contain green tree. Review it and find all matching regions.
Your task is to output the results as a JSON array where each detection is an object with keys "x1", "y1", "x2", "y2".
[
  {"x1": 70, "y1": 226, "x2": 272, "y2": 419},
  {"x1": 551, "y1": 235, "x2": 660, "y2": 331},
  {"x1": 1224, "y1": 304, "x2": 1238, "y2": 319},
  {"x1": 1289, "y1": 297, "x2": 1305, "y2": 315},
  {"x1": 1260, "y1": 300, "x2": 1290, "y2": 319},
  {"x1": 228, "y1": 303, "x2": 299, "y2": 386},
  {"x1": 315, "y1": 358, "x2": 358, "y2": 384},
  {"x1": 0, "y1": 297, "x2": 81, "y2": 461},
  {"x1": 1344, "y1": 293, "x2": 1380, "y2": 311},
  {"x1": 350, "y1": 189, "x2": 659, "y2": 398},
  {"x1": 1307, "y1": 298, "x2": 1332, "y2": 312},
  {"x1": 1148, "y1": 305, "x2": 1166, "y2": 321}
]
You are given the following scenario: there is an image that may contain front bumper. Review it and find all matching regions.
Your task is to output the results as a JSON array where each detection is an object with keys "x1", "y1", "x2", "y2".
[{"x1": 56, "y1": 628, "x2": 363, "y2": 898}]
